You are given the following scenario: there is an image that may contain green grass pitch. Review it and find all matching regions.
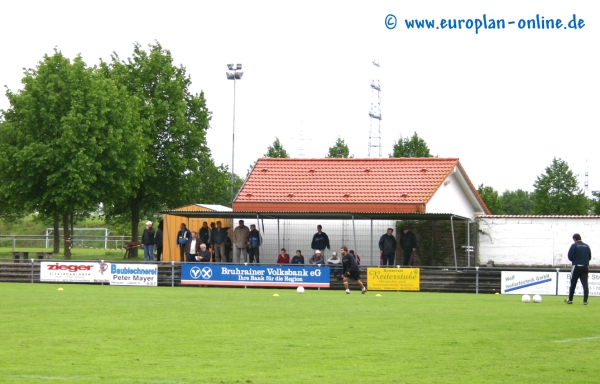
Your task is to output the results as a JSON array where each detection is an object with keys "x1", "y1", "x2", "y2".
[{"x1": 0, "y1": 283, "x2": 597, "y2": 383}]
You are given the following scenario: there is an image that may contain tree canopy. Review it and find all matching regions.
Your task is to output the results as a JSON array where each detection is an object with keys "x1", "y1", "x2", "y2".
[
  {"x1": 532, "y1": 157, "x2": 587, "y2": 215},
  {"x1": 100, "y1": 42, "x2": 230, "y2": 250},
  {"x1": 390, "y1": 132, "x2": 433, "y2": 158},
  {"x1": 500, "y1": 189, "x2": 533, "y2": 215},
  {"x1": 264, "y1": 137, "x2": 290, "y2": 158},
  {"x1": 0, "y1": 51, "x2": 144, "y2": 257},
  {"x1": 477, "y1": 184, "x2": 503, "y2": 214},
  {"x1": 326, "y1": 136, "x2": 353, "y2": 158}
]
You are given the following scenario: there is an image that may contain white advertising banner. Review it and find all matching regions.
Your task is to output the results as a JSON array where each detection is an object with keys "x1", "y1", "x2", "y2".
[
  {"x1": 40, "y1": 261, "x2": 110, "y2": 283},
  {"x1": 557, "y1": 272, "x2": 600, "y2": 297},
  {"x1": 109, "y1": 264, "x2": 158, "y2": 286},
  {"x1": 501, "y1": 271, "x2": 556, "y2": 295}
]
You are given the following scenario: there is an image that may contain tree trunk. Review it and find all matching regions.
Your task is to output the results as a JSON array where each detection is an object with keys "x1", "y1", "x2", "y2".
[
  {"x1": 130, "y1": 199, "x2": 140, "y2": 259},
  {"x1": 52, "y1": 210, "x2": 60, "y2": 254},
  {"x1": 63, "y1": 212, "x2": 71, "y2": 260}
]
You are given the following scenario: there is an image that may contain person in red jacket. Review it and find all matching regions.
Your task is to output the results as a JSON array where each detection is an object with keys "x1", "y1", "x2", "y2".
[{"x1": 277, "y1": 248, "x2": 290, "y2": 264}]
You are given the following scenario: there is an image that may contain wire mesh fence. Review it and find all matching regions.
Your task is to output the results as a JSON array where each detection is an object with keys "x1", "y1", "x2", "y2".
[{"x1": 0, "y1": 235, "x2": 131, "y2": 251}]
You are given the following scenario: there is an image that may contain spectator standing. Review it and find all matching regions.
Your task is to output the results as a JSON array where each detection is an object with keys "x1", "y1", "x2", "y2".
[
  {"x1": 155, "y1": 220, "x2": 163, "y2": 262},
  {"x1": 210, "y1": 221, "x2": 229, "y2": 263},
  {"x1": 277, "y1": 248, "x2": 290, "y2": 264},
  {"x1": 247, "y1": 224, "x2": 262, "y2": 263},
  {"x1": 349, "y1": 250, "x2": 361, "y2": 265},
  {"x1": 379, "y1": 228, "x2": 397, "y2": 266},
  {"x1": 185, "y1": 231, "x2": 201, "y2": 262},
  {"x1": 199, "y1": 221, "x2": 211, "y2": 248},
  {"x1": 311, "y1": 225, "x2": 330, "y2": 255},
  {"x1": 291, "y1": 250, "x2": 305, "y2": 264},
  {"x1": 400, "y1": 227, "x2": 418, "y2": 266},
  {"x1": 565, "y1": 233, "x2": 592, "y2": 305},
  {"x1": 308, "y1": 250, "x2": 325, "y2": 265},
  {"x1": 141, "y1": 221, "x2": 156, "y2": 262},
  {"x1": 233, "y1": 220, "x2": 250, "y2": 263},
  {"x1": 225, "y1": 237, "x2": 233, "y2": 262},
  {"x1": 209, "y1": 222, "x2": 216, "y2": 261},
  {"x1": 176, "y1": 223, "x2": 192, "y2": 263}
]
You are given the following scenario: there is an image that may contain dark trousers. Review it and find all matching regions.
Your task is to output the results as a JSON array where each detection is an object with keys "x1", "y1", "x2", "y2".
[
  {"x1": 156, "y1": 246, "x2": 163, "y2": 262},
  {"x1": 569, "y1": 265, "x2": 589, "y2": 302},
  {"x1": 382, "y1": 254, "x2": 395, "y2": 266},
  {"x1": 179, "y1": 245, "x2": 185, "y2": 262},
  {"x1": 403, "y1": 249, "x2": 413, "y2": 266},
  {"x1": 248, "y1": 248, "x2": 260, "y2": 263}
]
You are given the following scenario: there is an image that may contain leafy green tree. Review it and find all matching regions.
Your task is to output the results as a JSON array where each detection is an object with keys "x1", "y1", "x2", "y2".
[
  {"x1": 100, "y1": 42, "x2": 226, "y2": 252},
  {"x1": 589, "y1": 191, "x2": 600, "y2": 215},
  {"x1": 326, "y1": 136, "x2": 353, "y2": 158},
  {"x1": 477, "y1": 184, "x2": 504, "y2": 214},
  {"x1": 264, "y1": 137, "x2": 290, "y2": 158},
  {"x1": 532, "y1": 158, "x2": 588, "y2": 215},
  {"x1": 500, "y1": 189, "x2": 533, "y2": 215},
  {"x1": 390, "y1": 132, "x2": 433, "y2": 158},
  {"x1": 0, "y1": 51, "x2": 145, "y2": 258}
]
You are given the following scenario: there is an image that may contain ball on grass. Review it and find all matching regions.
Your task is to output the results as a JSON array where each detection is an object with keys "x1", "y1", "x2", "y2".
[
  {"x1": 533, "y1": 294, "x2": 542, "y2": 303},
  {"x1": 296, "y1": 286, "x2": 304, "y2": 294},
  {"x1": 521, "y1": 294, "x2": 531, "y2": 303}
]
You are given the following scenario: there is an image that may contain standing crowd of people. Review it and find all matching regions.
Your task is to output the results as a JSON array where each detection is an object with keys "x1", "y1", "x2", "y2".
[
  {"x1": 140, "y1": 220, "x2": 592, "y2": 300},
  {"x1": 140, "y1": 221, "x2": 420, "y2": 267}
]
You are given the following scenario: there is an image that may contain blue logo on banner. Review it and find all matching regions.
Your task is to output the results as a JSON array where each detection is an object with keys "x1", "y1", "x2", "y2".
[{"x1": 181, "y1": 264, "x2": 330, "y2": 287}]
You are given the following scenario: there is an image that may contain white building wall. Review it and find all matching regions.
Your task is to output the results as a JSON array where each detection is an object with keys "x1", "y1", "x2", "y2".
[
  {"x1": 477, "y1": 217, "x2": 600, "y2": 267},
  {"x1": 234, "y1": 218, "x2": 396, "y2": 265},
  {"x1": 426, "y1": 172, "x2": 476, "y2": 218}
]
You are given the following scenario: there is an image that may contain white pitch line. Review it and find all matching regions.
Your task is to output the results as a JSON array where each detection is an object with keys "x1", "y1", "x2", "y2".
[{"x1": 553, "y1": 335, "x2": 600, "y2": 343}]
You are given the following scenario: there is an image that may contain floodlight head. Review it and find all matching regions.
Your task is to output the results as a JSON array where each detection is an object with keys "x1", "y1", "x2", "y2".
[
  {"x1": 236, "y1": 64, "x2": 242, "y2": 70},
  {"x1": 227, "y1": 63, "x2": 234, "y2": 70},
  {"x1": 226, "y1": 71, "x2": 243, "y2": 80}
]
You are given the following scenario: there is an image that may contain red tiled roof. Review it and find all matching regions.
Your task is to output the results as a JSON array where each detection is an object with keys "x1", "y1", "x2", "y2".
[
  {"x1": 234, "y1": 158, "x2": 487, "y2": 213},
  {"x1": 477, "y1": 215, "x2": 600, "y2": 218}
]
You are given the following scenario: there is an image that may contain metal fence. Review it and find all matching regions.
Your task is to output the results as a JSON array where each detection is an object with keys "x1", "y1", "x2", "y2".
[
  {"x1": 0, "y1": 235, "x2": 130, "y2": 251},
  {"x1": 0, "y1": 258, "x2": 507, "y2": 293}
]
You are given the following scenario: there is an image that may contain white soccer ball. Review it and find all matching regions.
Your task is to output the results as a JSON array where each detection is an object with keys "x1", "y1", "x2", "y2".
[
  {"x1": 533, "y1": 294, "x2": 542, "y2": 303},
  {"x1": 296, "y1": 286, "x2": 305, "y2": 294},
  {"x1": 521, "y1": 294, "x2": 531, "y2": 303}
]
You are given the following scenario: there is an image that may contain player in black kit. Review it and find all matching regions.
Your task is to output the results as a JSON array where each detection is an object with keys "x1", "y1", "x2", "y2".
[{"x1": 341, "y1": 246, "x2": 366, "y2": 294}]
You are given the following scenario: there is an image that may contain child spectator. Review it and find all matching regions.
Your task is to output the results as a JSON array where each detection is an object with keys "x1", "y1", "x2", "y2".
[
  {"x1": 277, "y1": 248, "x2": 290, "y2": 264},
  {"x1": 290, "y1": 250, "x2": 305, "y2": 264}
]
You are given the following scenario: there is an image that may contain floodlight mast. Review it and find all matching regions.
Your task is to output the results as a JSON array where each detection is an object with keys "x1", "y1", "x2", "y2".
[
  {"x1": 368, "y1": 58, "x2": 382, "y2": 158},
  {"x1": 226, "y1": 63, "x2": 243, "y2": 203}
]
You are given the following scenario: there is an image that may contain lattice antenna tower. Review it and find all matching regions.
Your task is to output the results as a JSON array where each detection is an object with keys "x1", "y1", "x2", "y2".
[
  {"x1": 294, "y1": 122, "x2": 310, "y2": 158},
  {"x1": 584, "y1": 159, "x2": 589, "y2": 196},
  {"x1": 368, "y1": 59, "x2": 382, "y2": 158}
]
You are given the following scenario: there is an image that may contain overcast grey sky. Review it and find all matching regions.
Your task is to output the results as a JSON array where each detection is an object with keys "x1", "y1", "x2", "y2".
[{"x1": 1, "y1": 1, "x2": 597, "y2": 194}]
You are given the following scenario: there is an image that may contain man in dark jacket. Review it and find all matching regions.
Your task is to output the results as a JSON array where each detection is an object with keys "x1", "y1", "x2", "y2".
[
  {"x1": 155, "y1": 221, "x2": 163, "y2": 262},
  {"x1": 400, "y1": 227, "x2": 418, "y2": 266},
  {"x1": 199, "y1": 221, "x2": 211, "y2": 249},
  {"x1": 176, "y1": 223, "x2": 192, "y2": 263},
  {"x1": 185, "y1": 231, "x2": 201, "y2": 262},
  {"x1": 141, "y1": 221, "x2": 156, "y2": 262},
  {"x1": 211, "y1": 221, "x2": 229, "y2": 263},
  {"x1": 311, "y1": 225, "x2": 330, "y2": 255},
  {"x1": 247, "y1": 224, "x2": 261, "y2": 263},
  {"x1": 565, "y1": 233, "x2": 592, "y2": 305},
  {"x1": 379, "y1": 228, "x2": 397, "y2": 266}
]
